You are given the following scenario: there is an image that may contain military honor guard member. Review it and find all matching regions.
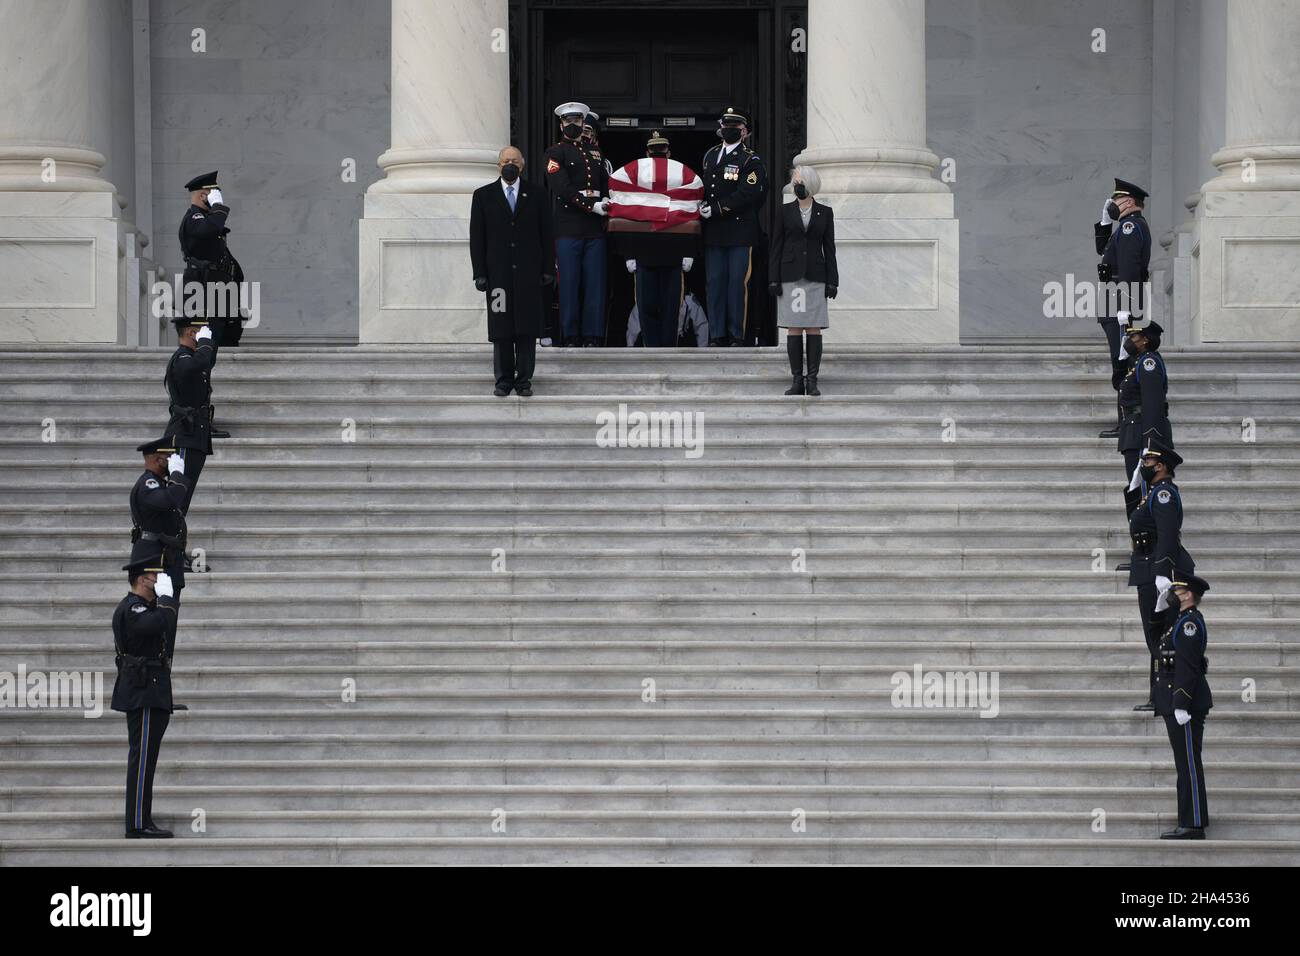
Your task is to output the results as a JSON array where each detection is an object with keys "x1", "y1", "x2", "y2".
[
  {"x1": 130, "y1": 437, "x2": 192, "y2": 590},
  {"x1": 179, "y1": 170, "x2": 244, "y2": 352},
  {"x1": 581, "y1": 111, "x2": 614, "y2": 176},
  {"x1": 700, "y1": 107, "x2": 768, "y2": 347},
  {"x1": 1117, "y1": 320, "x2": 1170, "y2": 492},
  {"x1": 470, "y1": 146, "x2": 555, "y2": 396},
  {"x1": 165, "y1": 317, "x2": 219, "y2": 512},
  {"x1": 112, "y1": 554, "x2": 181, "y2": 838},
  {"x1": 622, "y1": 131, "x2": 698, "y2": 348},
  {"x1": 545, "y1": 101, "x2": 610, "y2": 347},
  {"x1": 1094, "y1": 178, "x2": 1151, "y2": 438},
  {"x1": 1153, "y1": 571, "x2": 1213, "y2": 839},
  {"x1": 1127, "y1": 438, "x2": 1194, "y2": 711},
  {"x1": 769, "y1": 165, "x2": 837, "y2": 395}
]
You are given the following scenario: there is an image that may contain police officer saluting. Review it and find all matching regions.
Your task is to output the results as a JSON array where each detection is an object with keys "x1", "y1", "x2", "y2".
[
  {"x1": 1117, "y1": 320, "x2": 1170, "y2": 505},
  {"x1": 1154, "y1": 571, "x2": 1212, "y2": 839},
  {"x1": 1094, "y1": 178, "x2": 1151, "y2": 438},
  {"x1": 546, "y1": 101, "x2": 610, "y2": 347},
  {"x1": 1127, "y1": 438, "x2": 1193, "y2": 711},
  {"x1": 130, "y1": 437, "x2": 193, "y2": 590},
  {"x1": 700, "y1": 108, "x2": 767, "y2": 347},
  {"x1": 113, "y1": 553, "x2": 181, "y2": 838},
  {"x1": 165, "y1": 317, "x2": 218, "y2": 511},
  {"x1": 180, "y1": 171, "x2": 243, "y2": 352}
]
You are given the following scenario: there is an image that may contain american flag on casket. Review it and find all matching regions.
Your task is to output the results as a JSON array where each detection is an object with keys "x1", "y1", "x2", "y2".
[{"x1": 607, "y1": 157, "x2": 703, "y2": 231}]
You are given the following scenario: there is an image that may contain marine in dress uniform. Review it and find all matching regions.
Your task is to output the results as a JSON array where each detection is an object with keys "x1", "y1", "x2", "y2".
[
  {"x1": 1094, "y1": 178, "x2": 1151, "y2": 438},
  {"x1": 582, "y1": 112, "x2": 614, "y2": 177},
  {"x1": 129, "y1": 437, "x2": 192, "y2": 592},
  {"x1": 625, "y1": 131, "x2": 696, "y2": 348},
  {"x1": 164, "y1": 317, "x2": 218, "y2": 513},
  {"x1": 545, "y1": 101, "x2": 610, "y2": 347},
  {"x1": 1127, "y1": 439, "x2": 1194, "y2": 711},
  {"x1": 1153, "y1": 571, "x2": 1213, "y2": 839},
  {"x1": 112, "y1": 555, "x2": 181, "y2": 838},
  {"x1": 700, "y1": 107, "x2": 768, "y2": 346},
  {"x1": 1117, "y1": 320, "x2": 1170, "y2": 494}
]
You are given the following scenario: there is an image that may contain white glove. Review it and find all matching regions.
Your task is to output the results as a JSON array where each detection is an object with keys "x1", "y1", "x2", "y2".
[
  {"x1": 592, "y1": 199, "x2": 609, "y2": 216},
  {"x1": 699, "y1": 203, "x2": 713, "y2": 219},
  {"x1": 1155, "y1": 575, "x2": 1172, "y2": 593},
  {"x1": 207, "y1": 188, "x2": 224, "y2": 206},
  {"x1": 625, "y1": 259, "x2": 637, "y2": 273},
  {"x1": 154, "y1": 572, "x2": 175, "y2": 599},
  {"x1": 1175, "y1": 708, "x2": 1191, "y2": 726},
  {"x1": 1128, "y1": 459, "x2": 1143, "y2": 492},
  {"x1": 195, "y1": 325, "x2": 213, "y2": 342},
  {"x1": 1099, "y1": 198, "x2": 1113, "y2": 226},
  {"x1": 682, "y1": 257, "x2": 694, "y2": 272},
  {"x1": 1153, "y1": 575, "x2": 1174, "y2": 613},
  {"x1": 167, "y1": 452, "x2": 185, "y2": 475}
]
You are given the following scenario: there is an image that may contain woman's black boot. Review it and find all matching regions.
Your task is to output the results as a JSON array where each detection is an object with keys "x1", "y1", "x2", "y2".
[
  {"x1": 805, "y1": 335, "x2": 823, "y2": 396},
  {"x1": 784, "y1": 334, "x2": 804, "y2": 395}
]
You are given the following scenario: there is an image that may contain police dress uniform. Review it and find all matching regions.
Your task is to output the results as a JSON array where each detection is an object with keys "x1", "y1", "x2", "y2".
[
  {"x1": 1117, "y1": 322, "x2": 1171, "y2": 482},
  {"x1": 1094, "y1": 179, "x2": 1151, "y2": 426},
  {"x1": 129, "y1": 437, "x2": 191, "y2": 591},
  {"x1": 546, "y1": 102, "x2": 609, "y2": 345},
  {"x1": 1153, "y1": 573, "x2": 1213, "y2": 837},
  {"x1": 1128, "y1": 442, "x2": 1194, "y2": 705},
  {"x1": 112, "y1": 557, "x2": 180, "y2": 837},
  {"x1": 701, "y1": 108, "x2": 768, "y2": 345},
  {"x1": 179, "y1": 171, "x2": 243, "y2": 347},
  {"x1": 164, "y1": 318, "x2": 218, "y2": 512}
]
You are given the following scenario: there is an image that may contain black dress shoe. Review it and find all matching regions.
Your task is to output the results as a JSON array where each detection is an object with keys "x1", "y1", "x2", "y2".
[
  {"x1": 493, "y1": 387, "x2": 509, "y2": 397},
  {"x1": 125, "y1": 825, "x2": 173, "y2": 839},
  {"x1": 516, "y1": 386, "x2": 533, "y2": 397},
  {"x1": 211, "y1": 428, "x2": 232, "y2": 439},
  {"x1": 1098, "y1": 426, "x2": 1120, "y2": 438},
  {"x1": 1115, "y1": 561, "x2": 1131, "y2": 572},
  {"x1": 563, "y1": 337, "x2": 580, "y2": 348},
  {"x1": 1160, "y1": 826, "x2": 1206, "y2": 840},
  {"x1": 709, "y1": 338, "x2": 725, "y2": 347},
  {"x1": 1133, "y1": 699, "x2": 1155, "y2": 712}
]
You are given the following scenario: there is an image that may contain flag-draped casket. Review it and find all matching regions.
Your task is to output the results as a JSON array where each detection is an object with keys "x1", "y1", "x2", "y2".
[{"x1": 606, "y1": 156, "x2": 703, "y2": 262}]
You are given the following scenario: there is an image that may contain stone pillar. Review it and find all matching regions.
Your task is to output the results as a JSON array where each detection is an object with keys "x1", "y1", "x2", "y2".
[
  {"x1": 793, "y1": 0, "x2": 958, "y2": 343},
  {"x1": 1163, "y1": 0, "x2": 1205, "y2": 347},
  {"x1": 1195, "y1": 0, "x2": 1300, "y2": 342},
  {"x1": 0, "y1": 0, "x2": 124, "y2": 342},
  {"x1": 359, "y1": 0, "x2": 511, "y2": 342}
]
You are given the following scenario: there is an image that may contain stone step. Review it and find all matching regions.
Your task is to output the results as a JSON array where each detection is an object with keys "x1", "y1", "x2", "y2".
[
  {"x1": 9, "y1": 707, "x2": 1296, "y2": 736},
  {"x1": 4, "y1": 835, "x2": 1296, "y2": 865},
  {"x1": 1, "y1": 809, "x2": 1295, "y2": 842}
]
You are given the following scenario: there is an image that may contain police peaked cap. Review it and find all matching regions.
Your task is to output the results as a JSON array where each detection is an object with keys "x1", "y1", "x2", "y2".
[
  {"x1": 719, "y1": 107, "x2": 749, "y2": 126},
  {"x1": 136, "y1": 436, "x2": 177, "y2": 455},
  {"x1": 1170, "y1": 571, "x2": 1210, "y2": 596},
  {"x1": 123, "y1": 538, "x2": 166, "y2": 573},
  {"x1": 1124, "y1": 320, "x2": 1163, "y2": 339},
  {"x1": 1112, "y1": 178, "x2": 1148, "y2": 203},
  {"x1": 185, "y1": 170, "x2": 219, "y2": 191},
  {"x1": 1140, "y1": 436, "x2": 1183, "y2": 472}
]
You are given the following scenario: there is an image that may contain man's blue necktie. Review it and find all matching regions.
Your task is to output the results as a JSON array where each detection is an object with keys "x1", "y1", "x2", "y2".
[{"x1": 507, "y1": 185, "x2": 516, "y2": 214}]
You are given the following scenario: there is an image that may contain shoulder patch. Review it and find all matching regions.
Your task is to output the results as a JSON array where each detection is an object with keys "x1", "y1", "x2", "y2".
[
  {"x1": 1156, "y1": 489, "x2": 1172, "y2": 504},
  {"x1": 1142, "y1": 356, "x2": 1157, "y2": 372},
  {"x1": 131, "y1": 604, "x2": 147, "y2": 613},
  {"x1": 145, "y1": 477, "x2": 160, "y2": 489},
  {"x1": 746, "y1": 170, "x2": 758, "y2": 185},
  {"x1": 1182, "y1": 621, "x2": 1197, "y2": 637},
  {"x1": 546, "y1": 158, "x2": 560, "y2": 174},
  {"x1": 1121, "y1": 221, "x2": 1135, "y2": 235},
  {"x1": 191, "y1": 213, "x2": 205, "y2": 220}
]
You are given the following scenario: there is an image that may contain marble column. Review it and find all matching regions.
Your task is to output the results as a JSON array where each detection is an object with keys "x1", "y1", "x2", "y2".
[
  {"x1": 1195, "y1": 0, "x2": 1300, "y2": 342},
  {"x1": 359, "y1": 0, "x2": 511, "y2": 342},
  {"x1": 793, "y1": 0, "x2": 958, "y2": 343},
  {"x1": 0, "y1": 0, "x2": 124, "y2": 342}
]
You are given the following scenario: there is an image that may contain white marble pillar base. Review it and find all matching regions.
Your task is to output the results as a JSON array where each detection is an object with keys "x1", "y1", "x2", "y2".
[{"x1": 0, "y1": 192, "x2": 123, "y2": 342}]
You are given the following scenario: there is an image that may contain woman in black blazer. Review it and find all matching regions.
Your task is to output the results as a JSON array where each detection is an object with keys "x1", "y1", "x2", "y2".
[{"x1": 768, "y1": 166, "x2": 837, "y2": 395}]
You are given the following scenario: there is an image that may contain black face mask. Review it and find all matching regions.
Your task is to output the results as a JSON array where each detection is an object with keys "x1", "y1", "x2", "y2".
[
  {"x1": 500, "y1": 163, "x2": 520, "y2": 183},
  {"x1": 1140, "y1": 464, "x2": 1158, "y2": 484},
  {"x1": 793, "y1": 183, "x2": 808, "y2": 199},
  {"x1": 648, "y1": 148, "x2": 669, "y2": 158},
  {"x1": 1123, "y1": 339, "x2": 1138, "y2": 356},
  {"x1": 719, "y1": 127, "x2": 742, "y2": 144},
  {"x1": 562, "y1": 122, "x2": 583, "y2": 140},
  {"x1": 1106, "y1": 200, "x2": 1122, "y2": 220}
]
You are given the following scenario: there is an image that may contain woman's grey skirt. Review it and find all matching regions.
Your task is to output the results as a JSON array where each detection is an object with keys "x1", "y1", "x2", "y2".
[{"x1": 775, "y1": 278, "x2": 830, "y2": 328}]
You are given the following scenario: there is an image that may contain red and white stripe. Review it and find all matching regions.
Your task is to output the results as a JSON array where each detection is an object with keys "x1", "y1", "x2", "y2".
[{"x1": 607, "y1": 157, "x2": 703, "y2": 230}]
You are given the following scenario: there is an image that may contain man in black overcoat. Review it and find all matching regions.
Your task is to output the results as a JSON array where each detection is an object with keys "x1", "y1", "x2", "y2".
[{"x1": 470, "y1": 146, "x2": 556, "y2": 397}]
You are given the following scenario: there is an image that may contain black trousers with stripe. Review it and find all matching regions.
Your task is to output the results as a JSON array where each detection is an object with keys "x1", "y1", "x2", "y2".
[
  {"x1": 1163, "y1": 712, "x2": 1208, "y2": 829},
  {"x1": 125, "y1": 707, "x2": 170, "y2": 831},
  {"x1": 178, "y1": 447, "x2": 206, "y2": 516}
]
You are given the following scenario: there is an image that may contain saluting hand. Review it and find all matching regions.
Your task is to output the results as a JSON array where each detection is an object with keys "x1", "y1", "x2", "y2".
[
  {"x1": 167, "y1": 452, "x2": 185, "y2": 476},
  {"x1": 154, "y1": 573, "x2": 175, "y2": 599}
]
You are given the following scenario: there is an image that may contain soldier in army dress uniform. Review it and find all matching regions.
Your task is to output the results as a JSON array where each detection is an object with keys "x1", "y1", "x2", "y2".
[
  {"x1": 1094, "y1": 178, "x2": 1151, "y2": 438},
  {"x1": 1153, "y1": 571, "x2": 1213, "y2": 839},
  {"x1": 112, "y1": 554, "x2": 181, "y2": 838},
  {"x1": 700, "y1": 107, "x2": 768, "y2": 347},
  {"x1": 129, "y1": 437, "x2": 192, "y2": 591},
  {"x1": 1127, "y1": 439, "x2": 1194, "y2": 711},
  {"x1": 164, "y1": 317, "x2": 219, "y2": 513},
  {"x1": 546, "y1": 101, "x2": 610, "y2": 347}
]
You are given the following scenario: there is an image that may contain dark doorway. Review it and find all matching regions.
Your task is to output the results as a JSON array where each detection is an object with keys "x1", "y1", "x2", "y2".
[{"x1": 511, "y1": 0, "x2": 808, "y2": 347}]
